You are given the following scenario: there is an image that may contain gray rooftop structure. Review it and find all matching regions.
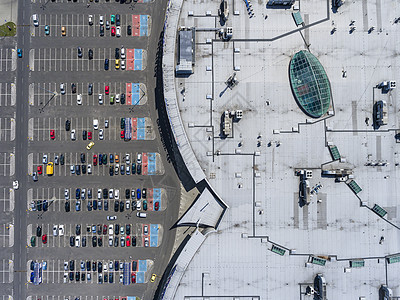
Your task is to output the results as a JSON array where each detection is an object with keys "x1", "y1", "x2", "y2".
[
  {"x1": 176, "y1": 29, "x2": 195, "y2": 75},
  {"x1": 161, "y1": 0, "x2": 400, "y2": 298}
]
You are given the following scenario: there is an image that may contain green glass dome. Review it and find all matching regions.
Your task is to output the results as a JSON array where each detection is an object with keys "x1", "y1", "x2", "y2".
[{"x1": 289, "y1": 50, "x2": 332, "y2": 118}]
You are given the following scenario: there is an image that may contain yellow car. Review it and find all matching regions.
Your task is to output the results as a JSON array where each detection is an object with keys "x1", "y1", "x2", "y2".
[
  {"x1": 61, "y1": 26, "x2": 66, "y2": 36},
  {"x1": 150, "y1": 273, "x2": 157, "y2": 282},
  {"x1": 86, "y1": 141, "x2": 95, "y2": 150},
  {"x1": 115, "y1": 59, "x2": 120, "y2": 69}
]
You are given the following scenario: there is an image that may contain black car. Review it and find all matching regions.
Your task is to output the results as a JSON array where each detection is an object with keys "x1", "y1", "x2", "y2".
[
  {"x1": 98, "y1": 200, "x2": 102, "y2": 211},
  {"x1": 104, "y1": 200, "x2": 109, "y2": 211},
  {"x1": 92, "y1": 236, "x2": 97, "y2": 247},
  {"x1": 127, "y1": 25, "x2": 132, "y2": 36},
  {"x1": 36, "y1": 226, "x2": 42, "y2": 237},
  {"x1": 132, "y1": 162, "x2": 136, "y2": 174},
  {"x1": 103, "y1": 188, "x2": 108, "y2": 199},
  {"x1": 60, "y1": 154, "x2": 65, "y2": 165},
  {"x1": 70, "y1": 236, "x2": 75, "y2": 247},
  {"x1": 76, "y1": 165, "x2": 81, "y2": 175},
  {"x1": 125, "y1": 189, "x2": 130, "y2": 199},
  {"x1": 104, "y1": 59, "x2": 109, "y2": 70},
  {"x1": 102, "y1": 154, "x2": 107, "y2": 164},
  {"x1": 109, "y1": 272, "x2": 113, "y2": 283},
  {"x1": 92, "y1": 261, "x2": 96, "y2": 272},
  {"x1": 65, "y1": 120, "x2": 71, "y2": 131},
  {"x1": 71, "y1": 83, "x2": 76, "y2": 93},
  {"x1": 65, "y1": 201, "x2": 70, "y2": 212},
  {"x1": 137, "y1": 164, "x2": 142, "y2": 175},
  {"x1": 115, "y1": 261, "x2": 119, "y2": 271},
  {"x1": 43, "y1": 200, "x2": 48, "y2": 211},
  {"x1": 80, "y1": 153, "x2": 86, "y2": 163},
  {"x1": 81, "y1": 272, "x2": 85, "y2": 281},
  {"x1": 132, "y1": 260, "x2": 137, "y2": 271},
  {"x1": 120, "y1": 118, "x2": 125, "y2": 129},
  {"x1": 115, "y1": 224, "x2": 120, "y2": 235},
  {"x1": 82, "y1": 130, "x2": 87, "y2": 140},
  {"x1": 126, "y1": 224, "x2": 131, "y2": 235},
  {"x1": 76, "y1": 225, "x2": 81, "y2": 235},
  {"x1": 76, "y1": 188, "x2": 80, "y2": 199},
  {"x1": 77, "y1": 47, "x2": 82, "y2": 58},
  {"x1": 98, "y1": 237, "x2": 103, "y2": 247},
  {"x1": 69, "y1": 260, "x2": 74, "y2": 271},
  {"x1": 82, "y1": 236, "x2": 86, "y2": 247},
  {"x1": 88, "y1": 83, "x2": 93, "y2": 95},
  {"x1": 36, "y1": 200, "x2": 42, "y2": 211},
  {"x1": 93, "y1": 199, "x2": 97, "y2": 210},
  {"x1": 100, "y1": 25, "x2": 104, "y2": 36},
  {"x1": 82, "y1": 165, "x2": 86, "y2": 174},
  {"x1": 86, "y1": 261, "x2": 91, "y2": 271},
  {"x1": 98, "y1": 262, "x2": 102, "y2": 273},
  {"x1": 142, "y1": 188, "x2": 147, "y2": 199},
  {"x1": 121, "y1": 93, "x2": 126, "y2": 104},
  {"x1": 88, "y1": 49, "x2": 93, "y2": 60},
  {"x1": 116, "y1": 14, "x2": 120, "y2": 26},
  {"x1": 119, "y1": 201, "x2": 124, "y2": 212},
  {"x1": 114, "y1": 201, "x2": 119, "y2": 212},
  {"x1": 87, "y1": 200, "x2": 92, "y2": 211},
  {"x1": 132, "y1": 236, "x2": 136, "y2": 247},
  {"x1": 88, "y1": 189, "x2": 92, "y2": 199},
  {"x1": 97, "y1": 224, "x2": 102, "y2": 235},
  {"x1": 69, "y1": 272, "x2": 74, "y2": 281},
  {"x1": 109, "y1": 165, "x2": 114, "y2": 176},
  {"x1": 115, "y1": 48, "x2": 120, "y2": 59},
  {"x1": 114, "y1": 236, "x2": 119, "y2": 247},
  {"x1": 76, "y1": 271, "x2": 80, "y2": 281},
  {"x1": 120, "y1": 164, "x2": 125, "y2": 175},
  {"x1": 30, "y1": 261, "x2": 35, "y2": 270},
  {"x1": 104, "y1": 273, "x2": 108, "y2": 283}
]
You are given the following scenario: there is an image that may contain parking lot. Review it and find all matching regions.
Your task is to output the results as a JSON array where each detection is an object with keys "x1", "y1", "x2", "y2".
[
  {"x1": 30, "y1": 82, "x2": 147, "y2": 106},
  {"x1": 0, "y1": 48, "x2": 16, "y2": 72},
  {"x1": 32, "y1": 14, "x2": 151, "y2": 38},
  {"x1": 0, "y1": 82, "x2": 16, "y2": 107},
  {"x1": 0, "y1": 258, "x2": 12, "y2": 283},
  {"x1": 0, "y1": 224, "x2": 13, "y2": 248},
  {"x1": 0, "y1": 188, "x2": 14, "y2": 212},
  {"x1": 0, "y1": 153, "x2": 15, "y2": 177},
  {"x1": 0, "y1": 118, "x2": 15, "y2": 142},
  {"x1": 32, "y1": 48, "x2": 147, "y2": 72}
]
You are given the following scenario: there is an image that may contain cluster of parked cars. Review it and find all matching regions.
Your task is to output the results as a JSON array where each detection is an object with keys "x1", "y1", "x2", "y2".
[
  {"x1": 62, "y1": 259, "x2": 140, "y2": 284},
  {"x1": 66, "y1": 118, "x2": 106, "y2": 144}
]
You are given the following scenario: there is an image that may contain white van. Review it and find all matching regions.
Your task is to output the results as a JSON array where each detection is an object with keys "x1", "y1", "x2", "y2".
[
  {"x1": 136, "y1": 212, "x2": 147, "y2": 218},
  {"x1": 32, "y1": 14, "x2": 39, "y2": 27},
  {"x1": 93, "y1": 119, "x2": 99, "y2": 130}
]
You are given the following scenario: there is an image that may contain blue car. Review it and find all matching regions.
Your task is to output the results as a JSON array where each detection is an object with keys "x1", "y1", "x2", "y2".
[
  {"x1": 17, "y1": 48, "x2": 22, "y2": 58},
  {"x1": 30, "y1": 272, "x2": 35, "y2": 282},
  {"x1": 75, "y1": 188, "x2": 80, "y2": 199},
  {"x1": 136, "y1": 188, "x2": 141, "y2": 200},
  {"x1": 76, "y1": 200, "x2": 81, "y2": 211},
  {"x1": 44, "y1": 25, "x2": 50, "y2": 35}
]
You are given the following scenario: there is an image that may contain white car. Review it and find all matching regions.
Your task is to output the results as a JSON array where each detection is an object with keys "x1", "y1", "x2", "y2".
[
  {"x1": 125, "y1": 154, "x2": 130, "y2": 163},
  {"x1": 105, "y1": 120, "x2": 109, "y2": 128},
  {"x1": 143, "y1": 225, "x2": 148, "y2": 235},
  {"x1": 32, "y1": 14, "x2": 39, "y2": 27},
  {"x1": 87, "y1": 164, "x2": 92, "y2": 174},
  {"x1": 42, "y1": 154, "x2": 48, "y2": 164},
  {"x1": 116, "y1": 26, "x2": 121, "y2": 37},
  {"x1": 93, "y1": 119, "x2": 99, "y2": 130},
  {"x1": 99, "y1": 129, "x2": 104, "y2": 140},
  {"x1": 59, "y1": 225, "x2": 65, "y2": 236},
  {"x1": 71, "y1": 129, "x2": 76, "y2": 140},
  {"x1": 63, "y1": 273, "x2": 68, "y2": 283},
  {"x1": 115, "y1": 189, "x2": 119, "y2": 200},
  {"x1": 70, "y1": 165, "x2": 75, "y2": 174},
  {"x1": 121, "y1": 60, "x2": 125, "y2": 70},
  {"x1": 77, "y1": 94, "x2": 82, "y2": 105},
  {"x1": 137, "y1": 153, "x2": 142, "y2": 164},
  {"x1": 126, "y1": 200, "x2": 130, "y2": 210},
  {"x1": 64, "y1": 261, "x2": 68, "y2": 270},
  {"x1": 115, "y1": 164, "x2": 119, "y2": 175},
  {"x1": 121, "y1": 47, "x2": 125, "y2": 59},
  {"x1": 75, "y1": 236, "x2": 81, "y2": 247},
  {"x1": 108, "y1": 225, "x2": 113, "y2": 235},
  {"x1": 116, "y1": 94, "x2": 120, "y2": 103},
  {"x1": 53, "y1": 225, "x2": 58, "y2": 236},
  {"x1": 144, "y1": 236, "x2": 149, "y2": 247},
  {"x1": 88, "y1": 15, "x2": 93, "y2": 25},
  {"x1": 64, "y1": 189, "x2": 69, "y2": 200},
  {"x1": 109, "y1": 189, "x2": 114, "y2": 199},
  {"x1": 136, "y1": 200, "x2": 141, "y2": 211},
  {"x1": 107, "y1": 215, "x2": 117, "y2": 221},
  {"x1": 119, "y1": 274, "x2": 123, "y2": 283},
  {"x1": 60, "y1": 83, "x2": 65, "y2": 95},
  {"x1": 98, "y1": 94, "x2": 103, "y2": 105},
  {"x1": 99, "y1": 15, "x2": 104, "y2": 25},
  {"x1": 97, "y1": 189, "x2": 102, "y2": 199},
  {"x1": 109, "y1": 237, "x2": 113, "y2": 246}
]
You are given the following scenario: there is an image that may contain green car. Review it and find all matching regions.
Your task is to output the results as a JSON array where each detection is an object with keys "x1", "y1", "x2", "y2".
[
  {"x1": 110, "y1": 96, "x2": 114, "y2": 105},
  {"x1": 143, "y1": 200, "x2": 147, "y2": 211},
  {"x1": 30, "y1": 236, "x2": 36, "y2": 247},
  {"x1": 111, "y1": 15, "x2": 115, "y2": 24},
  {"x1": 120, "y1": 118, "x2": 125, "y2": 129},
  {"x1": 102, "y1": 154, "x2": 107, "y2": 165}
]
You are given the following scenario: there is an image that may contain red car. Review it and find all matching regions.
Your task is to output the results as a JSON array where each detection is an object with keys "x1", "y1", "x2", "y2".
[
  {"x1": 93, "y1": 155, "x2": 98, "y2": 166},
  {"x1": 105, "y1": 86, "x2": 109, "y2": 95},
  {"x1": 37, "y1": 165, "x2": 42, "y2": 175},
  {"x1": 131, "y1": 272, "x2": 136, "y2": 283},
  {"x1": 50, "y1": 130, "x2": 55, "y2": 140},
  {"x1": 111, "y1": 27, "x2": 116, "y2": 36},
  {"x1": 126, "y1": 236, "x2": 131, "y2": 247},
  {"x1": 154, "y1": 202, "x2": 159, "y2": 211},
  {"x1": 103, "y1": 225, "x2": 107, "y2": 235},
  {"x1": 120, "y1": 130, "x2": 124, "y2": 139},
  {"x1": 88, "y1": 131, "x2": 92, "y2": 140},
  {"x1": 42, "y1": 234, "x2": 47, "y2": 244}
]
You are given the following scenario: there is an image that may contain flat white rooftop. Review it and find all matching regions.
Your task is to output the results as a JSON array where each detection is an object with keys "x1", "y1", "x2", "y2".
[{"x1": 171, "y1": 0, "x2": 400, "y2": 298}]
